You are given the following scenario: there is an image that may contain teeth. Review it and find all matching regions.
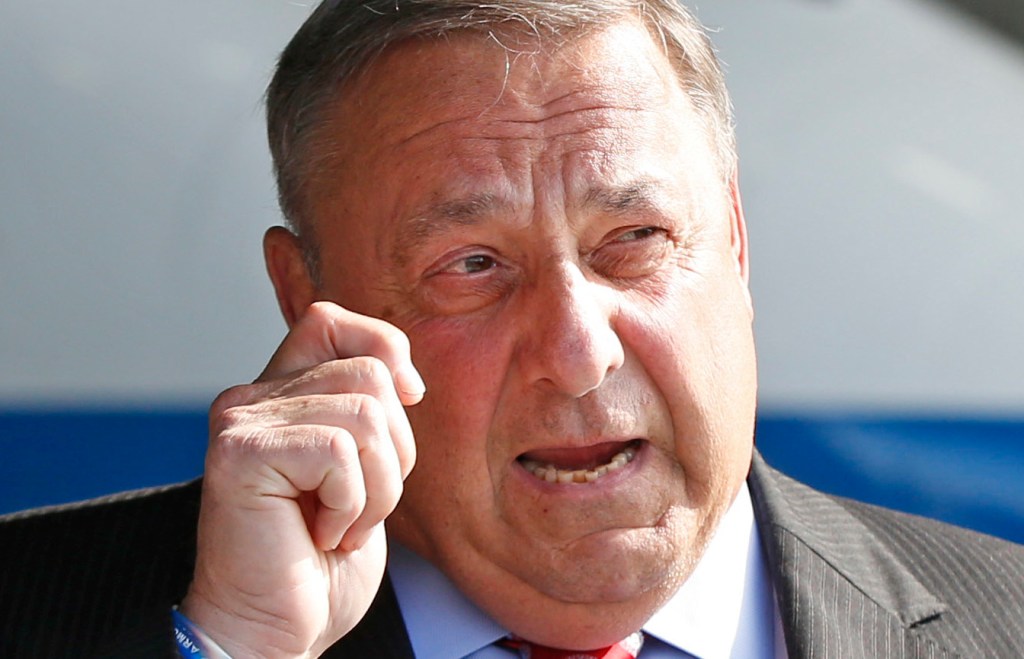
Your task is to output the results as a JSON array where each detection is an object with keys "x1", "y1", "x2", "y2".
[{"x1": 521, "y1": 444, "x2": 639, "y2": 485}]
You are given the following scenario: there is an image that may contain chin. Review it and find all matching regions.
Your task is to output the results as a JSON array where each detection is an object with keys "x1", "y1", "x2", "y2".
[
  {"x1": 498, "y1": 543, "x2": 692, "y2": 649},
  {"x1": 535, "y1": 541, "x2": 682, "y2": 604},
  {"x1": 496, "y1": 589, "x2": 668, "y2": 651}
]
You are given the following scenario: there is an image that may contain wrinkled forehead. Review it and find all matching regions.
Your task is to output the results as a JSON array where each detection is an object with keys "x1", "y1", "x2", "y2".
[
  {"x1": 291, "y1": 16, "x2": 727, "y2": 267},
  {"x1": 298, "y1": 21, "x2": 719, "y2": 202},
  {"x1": 313, "y1": 21, "x2": 723, "y2": 226},
  {"x1": 352, "y1": 23, "x2": 677, "y2": 130}
]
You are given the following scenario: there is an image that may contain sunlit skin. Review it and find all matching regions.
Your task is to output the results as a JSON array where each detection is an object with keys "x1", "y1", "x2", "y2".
[{"x1": 268, "y1": 16, "x2": 757, "y2": 650}]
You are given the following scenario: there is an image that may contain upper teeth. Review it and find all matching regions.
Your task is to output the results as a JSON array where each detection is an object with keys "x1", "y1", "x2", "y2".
[{"x1": 521, "y1": 445, "x2": 637, "y2": 484}]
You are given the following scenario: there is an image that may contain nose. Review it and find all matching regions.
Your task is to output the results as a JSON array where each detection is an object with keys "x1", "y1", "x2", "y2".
[{"x1": 519, "y1": 263, "x2": 625, "y2": 397}]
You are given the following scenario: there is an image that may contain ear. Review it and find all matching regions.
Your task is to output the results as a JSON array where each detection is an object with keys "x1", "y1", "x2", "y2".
[
  {"x1": 263, "y1": 226, "x2": 317, "y2": 329},
  {"x1": 728, "y1": 169, "x2": 753, "y2": 314}
]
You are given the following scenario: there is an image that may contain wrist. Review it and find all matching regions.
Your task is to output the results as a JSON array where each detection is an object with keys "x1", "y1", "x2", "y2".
[
  {"x1": 173, "y1": 606, "x2": 233, "y2": 658},
  {"x1": 179, "y1": 591, "x2": 315, "y2": 659}
]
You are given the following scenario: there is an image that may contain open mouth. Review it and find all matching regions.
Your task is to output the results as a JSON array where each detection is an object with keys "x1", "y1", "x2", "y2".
[{"x1": 517, "y1": 439, "x2": 642, "y2": 484}]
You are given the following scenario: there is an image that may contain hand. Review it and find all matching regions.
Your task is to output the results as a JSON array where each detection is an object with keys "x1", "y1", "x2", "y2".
[{"x1": 180, "y1": 301, "x2": 423, "y2": 658}]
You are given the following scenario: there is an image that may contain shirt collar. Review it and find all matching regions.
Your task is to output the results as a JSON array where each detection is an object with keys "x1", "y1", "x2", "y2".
[
  {"x1": 388, "y1": 540, "x2": 508, "y2": 659},
  {"x1": 389, "y1": 482, "x2": 775, "y2": 659}
]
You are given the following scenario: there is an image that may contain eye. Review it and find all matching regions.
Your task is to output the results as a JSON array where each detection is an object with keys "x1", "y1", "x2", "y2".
[
  {"x1": 614, "y1": 226, "x2": 659, "y2": 242},
  {"x1": 418, "y1": 249, "x2": 514, "y2": 316},
  {"x1": 449, "y1": 253, "x2": 498, "y2": 274},
  {"x1": 590, "y1": 225, "x2": 672, "y2": 280}
]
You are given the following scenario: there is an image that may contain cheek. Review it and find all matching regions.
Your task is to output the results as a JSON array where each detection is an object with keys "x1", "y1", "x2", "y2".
[
  {"x1": 405, "y1": 316, "x2": 512, "y2": 464},
  {"x1": 615, "y1": 265, "x2": 756, "y2": 486}
]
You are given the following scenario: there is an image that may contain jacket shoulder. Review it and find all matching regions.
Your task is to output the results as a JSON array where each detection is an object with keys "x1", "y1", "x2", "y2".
[
  {"x1": 752, "y1": 455, "x2": 1024, "y2": 655},
  {"x1": 836, "y1": 491, "x2": 1024, "y2": 602},
  {"x1": 0, "y1": 480, "x2": 203, "y2": 658}
]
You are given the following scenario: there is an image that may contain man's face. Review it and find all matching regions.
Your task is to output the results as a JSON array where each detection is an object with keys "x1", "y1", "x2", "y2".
[{"x1": 301, "y1": 17, "x2": 756, "y2": 647}]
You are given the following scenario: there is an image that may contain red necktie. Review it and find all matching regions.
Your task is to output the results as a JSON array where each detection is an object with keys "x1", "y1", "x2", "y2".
[{"x1": 499, "y1": 631, "x2": 644, "y2": 659}]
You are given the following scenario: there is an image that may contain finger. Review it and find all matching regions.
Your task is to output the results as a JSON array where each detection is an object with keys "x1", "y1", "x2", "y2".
[
  {"x1": 265, "y1": 359, "x2": 416, "y2": 478},
  {"x1": 230, "y1": 392, "x2": 406, "y2": 546},
  {"x1": 207, "y1": 423, "x2": 370, "y2": 551},
  {"x1": 210, "y1": 361, "x2": 416, "y2": 482},
  {"x1": 207, "y1": 424, "x2": 362, "y2": 499},
  {"x1": 331, "y1": 394, "x2": 403, "y2": 551},
  {"x1": 207, "y1": 410, "x2": 404, "y2": 553},
  {"x1": 259, "y1": 301, "x2": 425, "y2": 405},
  {"x1": 268, "y1": 415, "x2": 401, "y2": 553},
  {"x1": 313, "y1": 463, "x2": 367, "y2": 551}
]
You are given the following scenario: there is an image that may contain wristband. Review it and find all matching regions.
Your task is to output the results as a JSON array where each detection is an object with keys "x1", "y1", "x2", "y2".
[{"x1": 172, "y1": 606, "x2": 233, "y2": 659}]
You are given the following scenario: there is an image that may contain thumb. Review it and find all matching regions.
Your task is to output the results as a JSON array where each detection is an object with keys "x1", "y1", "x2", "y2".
[{"x1": 259, "y1": 301, "x2": 426, "y2": 405}]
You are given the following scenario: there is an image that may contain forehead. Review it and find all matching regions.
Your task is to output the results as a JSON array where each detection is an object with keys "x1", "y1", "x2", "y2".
[
  {"x1": 305, "y1": 17, "x2": 720, "y2": 262},
  {"x1": 325, "y1": 17, "x2": 689, "y2": 155}
]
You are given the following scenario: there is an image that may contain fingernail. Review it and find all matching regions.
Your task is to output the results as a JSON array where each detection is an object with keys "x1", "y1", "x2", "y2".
[
  {"x1": 396, "y1": 364, "x2": 426, "y2": 398},
  {"x1": 340, "y1": 528, "x2": 372, "y2": 553}
]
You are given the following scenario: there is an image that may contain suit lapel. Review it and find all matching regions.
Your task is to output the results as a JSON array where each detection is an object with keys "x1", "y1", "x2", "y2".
[{"x1": 749, "y1": 453, "x2": 955, "y2": 658}]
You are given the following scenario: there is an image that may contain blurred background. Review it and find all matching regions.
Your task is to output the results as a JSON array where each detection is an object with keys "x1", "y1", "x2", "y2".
[{"x1": 1, "y1": 0, "x2": 1022, "y2": 542}]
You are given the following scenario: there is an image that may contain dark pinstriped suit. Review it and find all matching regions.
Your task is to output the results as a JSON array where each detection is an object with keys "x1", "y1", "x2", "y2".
[{"x1": 2, "y1": 453, "x2": 1023, "y2": 658}]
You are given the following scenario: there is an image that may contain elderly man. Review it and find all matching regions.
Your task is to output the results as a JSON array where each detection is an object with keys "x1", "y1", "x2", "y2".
[{"x1": 2, "y1": 1, "x2": 1023, "y2": 657}]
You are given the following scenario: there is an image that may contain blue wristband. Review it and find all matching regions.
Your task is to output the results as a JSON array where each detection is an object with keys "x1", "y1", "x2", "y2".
[{"x1": 172, "y1": 607, "x2": 233, "y2": 658}]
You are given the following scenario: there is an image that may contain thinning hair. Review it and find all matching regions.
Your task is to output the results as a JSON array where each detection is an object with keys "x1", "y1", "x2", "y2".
[{"x1": 266, "y1": 0, "x2": 735, "y2": 273}]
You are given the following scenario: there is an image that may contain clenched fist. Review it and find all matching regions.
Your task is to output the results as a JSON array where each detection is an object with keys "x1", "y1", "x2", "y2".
[{"x1": 180, "y1": 302, "x2": 423, "y2": 658}]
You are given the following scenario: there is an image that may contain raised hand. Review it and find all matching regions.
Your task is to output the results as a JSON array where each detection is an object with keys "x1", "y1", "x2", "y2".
[{"x1": 180, "y1": 301, "x2": 423, "y2": 658}]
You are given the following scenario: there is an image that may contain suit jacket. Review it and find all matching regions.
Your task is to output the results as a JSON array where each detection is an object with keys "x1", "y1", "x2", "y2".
[{"x1": 2, "y1": 453, "x2": 1022, "y2": 658}]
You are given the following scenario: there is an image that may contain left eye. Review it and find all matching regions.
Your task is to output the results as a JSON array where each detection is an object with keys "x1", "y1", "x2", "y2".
[
  {"x1": 453, "y1": 254, "x2": 498, "y2": 274},
  {"x1": 614, "y1": 227, "x2": 658, "y2": 242}
]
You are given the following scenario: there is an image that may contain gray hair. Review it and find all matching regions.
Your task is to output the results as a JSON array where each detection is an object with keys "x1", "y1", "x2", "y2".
[{"x1": 266, "y1": 0, "x2": 736, "y2": 271}]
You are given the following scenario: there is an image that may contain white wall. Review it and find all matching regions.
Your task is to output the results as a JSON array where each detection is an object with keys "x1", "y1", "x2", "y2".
[
  {"x1": 696, "y1": 0, "x2": 1024, "y2": 412},
  {"x1": 2, "y1": 0, "x2": 1022, "y2": 412},
  {"x1": 0, "y1": 1, "x2": 307, "y2": 404}
]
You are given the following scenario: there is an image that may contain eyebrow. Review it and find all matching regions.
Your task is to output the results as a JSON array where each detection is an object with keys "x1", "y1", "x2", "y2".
[
  {"x1": 391, "y1": 193, "x2": 509, "y2": 265},
  {"x1": 389, "y1": 179, "x2": 665, "y2": 264},
  {"x1": 582, "y1": 179, "x2": 662, "y2": 217}
]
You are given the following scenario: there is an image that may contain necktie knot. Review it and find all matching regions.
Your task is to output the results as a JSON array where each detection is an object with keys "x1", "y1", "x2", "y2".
[{"x1": 498, "y1": 630, "x2": 643, "y2": 659}]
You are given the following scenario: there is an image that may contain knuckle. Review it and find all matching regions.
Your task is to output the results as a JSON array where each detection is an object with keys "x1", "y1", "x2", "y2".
[
  {"x1": 324, "y1": 471, "x2": 366, "y2": 517},
  {"x1": 204, "y1": 426, "x2": 258, "y2": 476},
  {"x1": 208, "y1": 406, "x2": 255, "y2": 450},
  {"x1": 208, "y1": 384, "x2": 252, "y2": 422},
  {"x1": 367, "y1": 324, "x2": 412, "y2": 368},
  {"x1": 350, "y1": 394, "x2": 391, "y2": 449},
  {"x1": 216, "y1": 404, "x2": 250, "y2": 432},
  {"x1": 380, "y1": 323, "x2": 411, "y2": 354},
  {"x1": 337, "y1": 493, "x2": 366, "y2": 524},
  {"x1": 352, "y1": 392, "x2": 387, "y2": 424},
  {"x1": 333, "y1": 501, "x2": 366, "y2": 532},
  {"x1": 213, "y1": 423, "x2": 268, "y2": 454},
  {"x1": 305, "y1": 300, "x2": 337, "y2": 324},
  {"x1": 323, "y1": 425, "x2": 358, "y2": 464},
  {"x1": 351, "y1": 355, "x2": 392, "y2": 388},
  {"x1": 208, "y1": 401, "x2": 258, "y2": 445}
]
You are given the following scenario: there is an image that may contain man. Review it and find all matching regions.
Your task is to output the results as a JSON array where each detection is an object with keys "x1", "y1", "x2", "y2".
[{"x1": 2, "y1": 1, "x2": 1022, "y2": 657}]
